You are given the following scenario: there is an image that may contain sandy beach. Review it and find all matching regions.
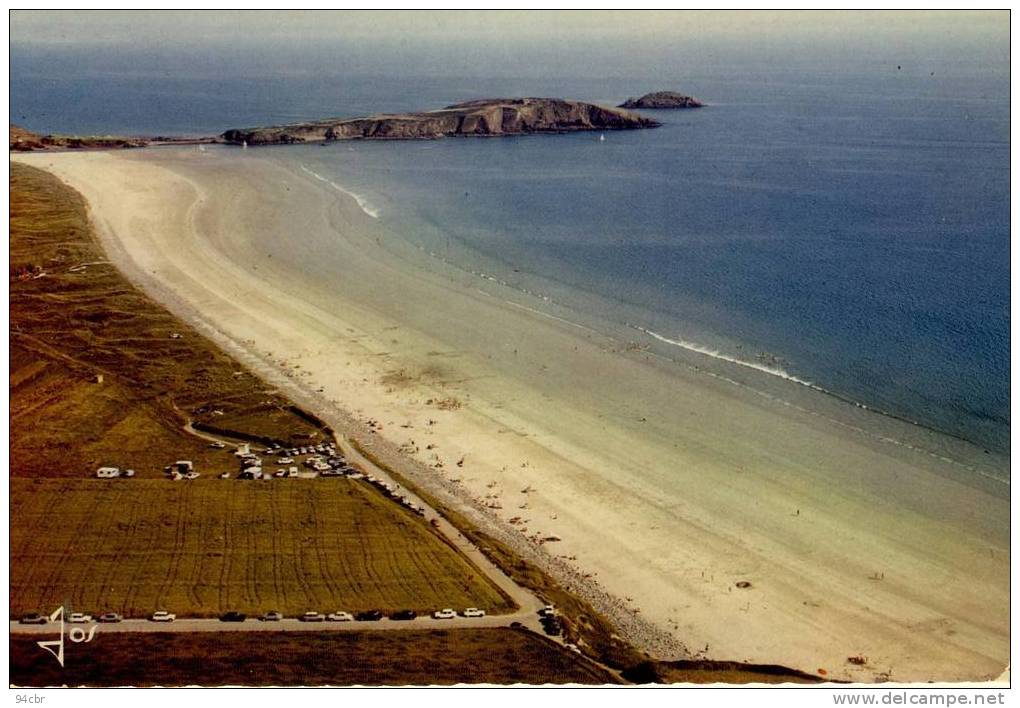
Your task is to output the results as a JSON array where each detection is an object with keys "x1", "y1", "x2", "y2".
[{"x1": 14, "y1": 147, "x2": 1009, "y2": 682}]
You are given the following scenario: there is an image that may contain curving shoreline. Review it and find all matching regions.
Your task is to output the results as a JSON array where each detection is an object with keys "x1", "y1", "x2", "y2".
[{"x1": 13, "y1": 147, "x2": 1009, "y2": 683}]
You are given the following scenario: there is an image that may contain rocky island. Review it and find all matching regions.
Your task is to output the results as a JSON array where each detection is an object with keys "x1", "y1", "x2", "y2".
[
  {"x1": 221, "y1": 97, "x2": 660, "y2": 145},
  {"x1": 619, "y1": 91, "x2": 703, "y2": 109}
]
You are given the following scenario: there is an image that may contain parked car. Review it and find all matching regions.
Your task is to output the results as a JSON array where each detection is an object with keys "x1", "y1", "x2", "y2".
[
  {"x1": 300, "y1": 611, "x2": 325, "y2": 622},
  {"x1": 462, "y1": 608, "x2": 486, "y2": 618},
  {"x1": 260, "y1": 610, "x2": 283, "y2": 622},
  {"x1": 219, "y1": 472, "x2": 231, "y2": 479},
  {"x1": 220, "y1": 611, "x2": 246, "y2": 622},
  {"x1": 354, "y1": 610, "x2": 384, "y2": 622},
  {"x1": 539, "y1": 604, "x2": 556, "y2": 617},
  {"x1": 68, "y1": 612, "x2": 93, "y2": 623},
  {"x1": 150, "y1": 611, "x2": 176, "y2": 622},
  {"x1": 540, "y1": 617, "x2": 562, "y2": 636},
  {"x1": 432, "y1": 608, "x2": 456, "y2": 620},
  {"x1": 278, "y1": 457, "x2": 294, "y2": 465},
  {"x1": 209, "y1": 442, "x2": 226, "y2": 449},
  {"x1": 327, "y1": 611, "x2": 354, "y2": 622},
  {"x1": 389, "y1": 610, "x2": 417, "y2": 621},
  {"x1": 183, "y1": 472, "x2": 200, "y2": 480},
  {"x1": 97, "y1": 612, "x2": 122, "y2": 623},
  {"x1": 19, "y1": 614, "x2": 47, "y2": 625}
]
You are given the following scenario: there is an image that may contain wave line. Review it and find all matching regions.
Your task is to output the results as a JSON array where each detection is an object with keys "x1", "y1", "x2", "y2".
[
  {"x1": 633, "y1": 325, "x2": 820, "y2": 389},
  {"x1": 299, "y1": 164, "x2": 380, "y2": 218}
]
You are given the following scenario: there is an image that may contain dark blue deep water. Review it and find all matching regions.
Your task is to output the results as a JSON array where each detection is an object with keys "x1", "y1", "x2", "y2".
[{"x1": 12, "y1": 47, "x2": 1010, "y2": 454}]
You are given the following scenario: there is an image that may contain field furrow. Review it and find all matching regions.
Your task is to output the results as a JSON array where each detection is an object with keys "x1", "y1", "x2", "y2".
[{"x1": 11, "y1": 479, "x2": 513, "y2": 617}]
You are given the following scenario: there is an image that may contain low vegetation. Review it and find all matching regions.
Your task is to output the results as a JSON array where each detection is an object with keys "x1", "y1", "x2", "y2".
[
  {"x1": 10, "y1": 161, "x2": 329, "y2": 479},
  {"x1": 10, "y1": 628, "x2": 618, "y2": 686}
]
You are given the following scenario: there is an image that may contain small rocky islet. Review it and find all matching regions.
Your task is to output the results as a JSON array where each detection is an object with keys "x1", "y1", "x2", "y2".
[{"x1": 618, "y1": 91, "x2": 704, "y2": 109}]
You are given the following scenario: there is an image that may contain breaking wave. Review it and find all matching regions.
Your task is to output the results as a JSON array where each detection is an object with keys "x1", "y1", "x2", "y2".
[
  {"x1": 633, "y1": 325, "x2": 820, "y2": 389},
  {"x1": 300, "y1": 164, "x2": 380, "y2": 218}
]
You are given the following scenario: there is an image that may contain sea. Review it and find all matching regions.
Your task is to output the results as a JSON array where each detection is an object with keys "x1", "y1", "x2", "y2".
[{"x1": 11, "y1": 44, "x2": 1010, "y2": 459}]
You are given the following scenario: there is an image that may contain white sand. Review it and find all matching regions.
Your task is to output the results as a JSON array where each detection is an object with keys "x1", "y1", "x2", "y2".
[{"x1": 15, "y1": 148, "x2": 1009, "y2": 682}]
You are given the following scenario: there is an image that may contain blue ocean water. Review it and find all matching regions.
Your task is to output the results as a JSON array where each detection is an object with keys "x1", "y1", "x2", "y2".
[{"x1": 11, "y1": 49, "x2": 1010, "y2": 454}]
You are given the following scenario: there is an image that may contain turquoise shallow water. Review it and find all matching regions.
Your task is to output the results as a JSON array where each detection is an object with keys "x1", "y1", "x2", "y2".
[{"x1": 11, "y1": 50, "x2": 1010, "y2": 458}]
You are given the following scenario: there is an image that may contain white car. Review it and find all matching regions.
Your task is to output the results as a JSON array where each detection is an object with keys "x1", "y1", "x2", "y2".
[
  {"x1": 300, "y1": 611, "x2": 326, "y2": 622},
  {"x1": 68, "y1": 612, "x2": 93, "y2": 623},
  {"x1": 327, "y1": 611, "x2": 354, "y2": 622},
  {"x1": 150, "y1": 611, "x2": 176, "y2": 622},
  {"x1": 432, "y1": 608, "x2": 456, "y2": 620},
  {"x1": 462, "y1": 608, "x2": 486, "y2": 618},
  {"x1": 278, "y1": 457, "x2": 294, "y2": 465}
]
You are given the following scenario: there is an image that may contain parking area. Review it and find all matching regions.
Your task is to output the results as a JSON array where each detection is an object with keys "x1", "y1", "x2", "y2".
[{"x1": 11, "y1": 607, "x2": 565, "y2": 645}]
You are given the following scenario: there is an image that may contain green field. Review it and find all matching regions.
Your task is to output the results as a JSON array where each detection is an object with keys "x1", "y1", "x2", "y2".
[{"x1": 11, "y1": 478, "x2": 513, "y2": 617}]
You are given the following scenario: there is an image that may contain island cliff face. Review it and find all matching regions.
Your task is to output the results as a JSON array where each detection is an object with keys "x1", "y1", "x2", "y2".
[
  {"x1": 221, "y1": 98, "x2": 660, "y2": 145},
  {"x1": 619, "y1": 92, "x2": 703, "y2": 109}
]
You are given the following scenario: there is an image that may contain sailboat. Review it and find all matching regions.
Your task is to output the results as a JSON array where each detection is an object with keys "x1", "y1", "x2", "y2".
[
  {"x1": 242, "y1": 140, "x2": 248, "y2": 150},
  {"x1": 599, "y1": 133, "x2": 606, "y2": 142}
]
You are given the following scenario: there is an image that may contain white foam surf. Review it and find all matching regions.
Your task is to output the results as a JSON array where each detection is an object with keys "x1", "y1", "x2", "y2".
[
  {"x1": 299, "y1": 164, "x2": 380, "y2": 218},
  {"x1": 633, "y1": 325, "x2": 819, "y2": 388}
]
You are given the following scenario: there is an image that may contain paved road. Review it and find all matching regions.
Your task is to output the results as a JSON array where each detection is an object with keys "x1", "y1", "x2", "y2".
[{"x1": 10, "y1": 613, "x2": 541, "y2": 635}]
